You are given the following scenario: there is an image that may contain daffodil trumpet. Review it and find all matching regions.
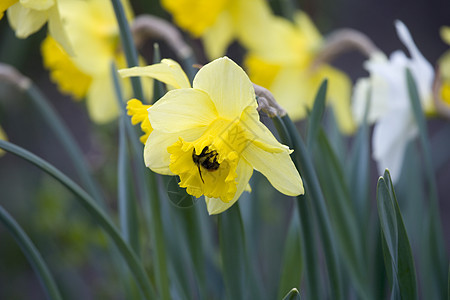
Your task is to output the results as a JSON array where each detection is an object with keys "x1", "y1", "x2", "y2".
[{"x1": 121, "y1": 57, "x2": 304, "y2": 214}]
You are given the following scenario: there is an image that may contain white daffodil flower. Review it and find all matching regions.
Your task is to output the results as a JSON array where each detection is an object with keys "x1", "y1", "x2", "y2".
[{"x1": 352, "y1": 20, "x2": 435, "y2": 183}]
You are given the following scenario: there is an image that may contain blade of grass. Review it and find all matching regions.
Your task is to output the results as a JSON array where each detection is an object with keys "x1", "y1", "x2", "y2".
[
  {"x1": 110, "y1": 0, "x2": 144, "y2": 100},
  {"x1": 25, "y1": 84, "x2": 103, "y2": 204},
  {"x1": 277, "y1": 208, "x2": 303, "y2": 300},
  {"x1": 0, "y1": 205, "x2": 63, "y2": 300},
  {"x1": 111, "y1": 63, "x2": 170, "y2": 299},
  {"x1": 406, "y1": 68, "x2": 447, "y2": 298},
  {"x1": 282, "y1": 288, "x2": 301, "y2": 300},
  {"x1": 306, "y1": 79, "x2": 328, "y2": 151},
  {"x1": 218, "y1": 203, "x2": 249, "y2": 299},
  {"x1": 281, "y1": 115, "x2": 343, "y2": 299},
  {"x1": 0, "y1": 140, "x2": 156, "y2": 299},
  {"x1": 383, "y1": 170, "x2": 418, "y2": 300}
]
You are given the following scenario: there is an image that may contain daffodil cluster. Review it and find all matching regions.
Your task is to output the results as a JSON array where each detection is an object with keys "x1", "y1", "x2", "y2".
[{"x1": 121, "y1": 57, "x2": 304, "y2": 214}]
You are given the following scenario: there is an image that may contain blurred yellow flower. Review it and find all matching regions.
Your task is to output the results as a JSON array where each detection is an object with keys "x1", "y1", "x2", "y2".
[
  {"x1": 122, "y1": 57, "x2": 304, "y2": 214},
  {"x1": 244, "y1": 12, "x2": 355, "y2": 134},
  {"x1": 0, "y1": 125, "x2": 7, "y2": 157},
  {"x1": 41, "y1": 0, "x2": 150, "y2": 124},
  {"x1": 161, "y1": 0, "x2": 273, "y2": 60},
  {"x1": 41, "y1": 36, "x2": 92, "y2": 100},
  {"x1": 439, "y1": 26, "x2": 450, "y2": 105},
  {"x1": 4, "y1": 0, "x2": 72, "y2": 53}
]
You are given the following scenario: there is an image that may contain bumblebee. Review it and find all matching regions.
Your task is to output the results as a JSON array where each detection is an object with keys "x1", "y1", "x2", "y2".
[{"x1": 192, "y1": 146, "x2": 220, "y2": 183}]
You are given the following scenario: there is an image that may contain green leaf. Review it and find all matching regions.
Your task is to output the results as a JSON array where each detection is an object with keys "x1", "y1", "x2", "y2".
[
  {"x1": 314, "y1": 129, "x2": 369, "y2": 299},
  {"x1": 218, "y1": 203, "x2": 249, "y2": 299},
  {"x1": 377, "y1": 171, "x2": 418, "y2": 300},
  {"x1": 307, "y1": 79, "x2": 328, "y2": 150},
  {"x1": 277, "y1": 211, "x2": 302, "y2": 300},
  {"x1": 0, "y1": 140, "x2": 156, "y2": 299},
  {"x1": 165, "y1": 176, "x2": 198, "y2": 208},
  {"x1": 279, "y1": 115, "x2": 343, "y2": 299},
  {"x1": 0, "y1": 205, "x2": 63, "y2": 300},
  {"x1": 282, "y1": 288, "x2": 301, "y2": 300}
]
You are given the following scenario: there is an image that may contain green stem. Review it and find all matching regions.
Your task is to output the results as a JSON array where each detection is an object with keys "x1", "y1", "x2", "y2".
[
  {"x1": 272, "y1": 116, "x2": 321, "y2": 299},
  {"x1": 0, "y1": 205, "x2": 63, "y2": 300},
  {"x1": 0, "y1": 140, "x2": 156, "y2": 299},
  {"x1": 276, "y1": 115, "x2": 343, "y2": 299},
  {"x1": 25, "y1": 84, "x2": 103, "y2": 204},
  {"x1": 110, "y1": 0, "x2": 144, "y2": 100}
]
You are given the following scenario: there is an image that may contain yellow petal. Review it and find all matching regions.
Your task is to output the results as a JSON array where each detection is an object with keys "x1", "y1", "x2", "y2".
[
  {"x1": 205, "y1": 159, "x2": 253, "y2": 215},
  {"x1": 317, "y1": 65, "x2": 356, "y2": 134},
  {"x1": 47, "y1": 4, "x2": 73, "y2": 55},
  {"x1": 118, "y1": 59, "x2": 191, "y2": 89},
  {"x1": 0, "y1": 0, "x2": 18, "y2": 20},
  {"x1": 19, "y1": 0, "x2": 54, "y2": 10},
  {"x1": 0, "y1": 125, "x2": 7, "y2": 157},
  {"x1": 149, "y1": 88, "x2": 218, "y2": 133},
  {"x1": 86, "y1": 72, "x2": 119, "y2": 123},
  {"x1": 441, "y1": 26, "x2": 450, "y2": 45},
  {"x1": 202, "y1": 10, "x2": 234, "y2": 59},
  {"x1": 242, "y1": 142, "x2": 304, "y2": 196},
  {"x1": 144, "y1": 128, "x2": 205, "y2": 174},
  {"x1": 193, "y1": 57, "x2": 257, "y2": 119},
  {"x1": 7, "y1": 3, "x2": 48, "y2": 38},
  {"x1": 126, "y1": 99, "x2": 153, "y2": 144}
]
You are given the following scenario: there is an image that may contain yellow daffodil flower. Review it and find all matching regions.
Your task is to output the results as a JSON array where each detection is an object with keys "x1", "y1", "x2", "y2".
[
  {"x1": 121, "y1": 57, "x2": 304, "y2": 214},
  {"x1": 161, "y1": 0, "x2": 273, "y2": 59},
  {"x1": 244, "y1": 12, "x2": 355, "y2": 134},
  {"x1": 40, "y1": 0, "x2": 150, "y2": 123},
  {"x1": 4, "y1": 0, "x2": 72, "y2": 53}
]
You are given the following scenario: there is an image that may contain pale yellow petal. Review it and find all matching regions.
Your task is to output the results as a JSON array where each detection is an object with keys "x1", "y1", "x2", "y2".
[
  {"x1": 193, "y1": 57, "x2": 257, "y2": 119},
  {"x1": 149, "y1": 88, "x2": 218, "y2": 133},
  {"x1": 47, "y1": 5, "x2": 73, "y2": 55},
  {"x1": 118, "y1": 59, "x2": 191, "y2": 89},
  {"x1": 293, "y1": 12, "x2": 322, "y2": 47},
  {"x1": 19, "y1": 0, "x2": 54, "y2": 10},
  {"x1": 205, "y1": 159, "x2": 253, "y2": 215},
  {"x1": 202, "y1": 10, "x2": 234, "y2": 60},
  {"x1": 86, "y1": 73, "x2": 119, "y2": 123},
  {"x1": 7, "y1": 3, "x2": 47, "y2": 38},
  {"x1": 317, "y1": 65, "x2": 356, "y2": 134},
  {"x1": 144, "y1": 128, "x2": 205, "y2": 174},
  {"x1": 242, "y1": 143, "x2": 304, "y2": 196}
]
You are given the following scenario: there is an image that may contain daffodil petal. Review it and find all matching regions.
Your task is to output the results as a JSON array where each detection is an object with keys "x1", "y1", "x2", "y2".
[
  {"x1": 193, "y1": 57, "x2": 257, "y2": 119},
  {"x1": 47, "y1": 5, "x2": 73, "y2": 55},
  {"x1": 242, "y1": 143, "x2": 303, "y2": 196},
  {"x1": 372, "y1": 108, "x2": 417, "y2": 183},
  {"x1": 20, "y1": 0, "x2": 54, "y2": 10},
  {"x1": 149, "y1": 88, "x2": 218, "y2": 133},
  {"x1": 202, "y1": 11, "x2": 234, "y2": 60},
  {"x1": 7, "y1": 3, "x2": 48, "y2": 38},
  {"x1": 118, "y1": 59, "x2": 191, "y2": 89},
  {"x1": 144, "y1": 128, "x2": 205, "y2": 174},
  {"x1": 86, "y1": 72, "x2": 119, "y2": 123},
  {"x1": 240, "y1": 107, "x2": 287, "y2": 153},
  {"x1": 0, "y1": 0, "x2": 18, "y2": 20},
  {"x1": 205, "y1": 159, "x2": 253, "y2": 215}
]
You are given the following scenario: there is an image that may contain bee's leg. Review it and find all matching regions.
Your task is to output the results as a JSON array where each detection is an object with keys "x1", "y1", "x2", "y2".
[{"x1": 198, "y1": 165, "x2": 205, "y2": 183}]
